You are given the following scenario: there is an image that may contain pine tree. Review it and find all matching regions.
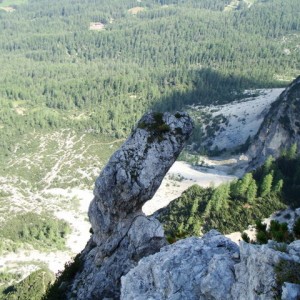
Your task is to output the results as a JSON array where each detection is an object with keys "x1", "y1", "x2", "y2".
[
  {"x1": 263, "y1": 156, "x2": 274, "y2": 174},
  {"x1": 246, "y1": 179, "x2": 257, "y2": 203},
  {"x1": 287, "y1": 143, "x2": 298, "y2": 160},
  {"x1": 274, "y1": 179, "x2": 283, "y2": 195},
  {"x1": 260, "y1": 173, "x2": 273, "y2": 197}
]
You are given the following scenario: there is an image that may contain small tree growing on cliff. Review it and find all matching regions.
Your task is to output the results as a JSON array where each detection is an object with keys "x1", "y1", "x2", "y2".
[{"x1": 260, "y1": 173, "x2": 273, "y2": 197}]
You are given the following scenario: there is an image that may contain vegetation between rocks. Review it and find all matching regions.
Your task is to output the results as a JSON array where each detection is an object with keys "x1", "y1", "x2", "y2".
[{"x1": 159, "y1": 146, "x2": 300, "y2": 241}]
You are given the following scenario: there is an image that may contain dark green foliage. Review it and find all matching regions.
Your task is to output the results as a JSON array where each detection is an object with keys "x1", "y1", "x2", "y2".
[
  {"x1": 275, "y1": 259, "x2": 300, "y2": 286},
  {"x1": 43, "y1": 254, "x2": 83, "y2": 300},
  {"x1": 255, "y1": 220, "x2": 293, "y2": 244},
  {"x1": 256, "y1": 219, "x2": 267, "y2": 232},
  {"x1": 256, "y1": 230, "x2": 268, "y2": 244},
  {"x1": 138, "y1": 112, "x2": 171, "y2": 142},
  {"x1": 253, "y1": 150, "x2": 300, "y2": 208},
  {"x1": 203, "y1": 195, "x2": 285, "y2": 235},
  {"x1": 293, "y1": 218, "x2": 300, "y2": 238},
  {"x1": 241, "y1": 232, "x2": 250, "y2": 243},
  {"x1": 205, "y1": 184, "x2": 230, "y2": 213},
  {"x1": 0, "y1": 269, "x2": 54, "y2": 300},
  {"x1": 269, "y1": 221, "x2": 292, "y2": 243},
  {"x1": 158, "y1": 179, "x2": 285, "y2": 239},
  {"x1": 158, "y1": 185, "x2": 213, "y2": 240},
  {"x1": 260, "y1": 173, "x2": 273, "y2": 197},
  {"x1": 159, "y1": 151, "x2": 300, "y2": 240},
  {"x1": 0, "y1": 212, "x2": 71, "y2": 250},
  {"x1": 0, "y1": 0, "x2": 299, "y2": 159},
  {"x1": 174, "y1": 112, "x2": 184, "y2": 119}
]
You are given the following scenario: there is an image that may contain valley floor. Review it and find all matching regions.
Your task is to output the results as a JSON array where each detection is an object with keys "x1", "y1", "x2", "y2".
[
  {"x1": 0, "y1": 88, "x2": 289, "y2": 288},
  {"x1": 143, "y1": 160, "x2": 236, "y2": 215}
]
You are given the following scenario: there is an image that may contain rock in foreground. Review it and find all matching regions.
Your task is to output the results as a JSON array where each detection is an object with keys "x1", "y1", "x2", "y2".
[
  {"x1": 121, "y1": 231, "x2": 300, "y2": 300},
  {"x1": 121, "y1": 230, "x2": 239, "y2": 300}
]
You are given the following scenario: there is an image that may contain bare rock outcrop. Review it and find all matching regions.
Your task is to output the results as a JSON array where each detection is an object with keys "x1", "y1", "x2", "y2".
[
  {"x1": 232, "y1": 241, "x2": 293, "y2": 299},
  {"x1": 121, "y1": 231, "x2": 300, "y2": 300},
  {"x1": 247, "y1": 76, "x2": 300, "y2": 169},
  {"x1": 67, "y1": 112, "x2": 194, "y2": 299},
  {"x1": 121, "y1": 230, "x2": 239, "y2": 300}
]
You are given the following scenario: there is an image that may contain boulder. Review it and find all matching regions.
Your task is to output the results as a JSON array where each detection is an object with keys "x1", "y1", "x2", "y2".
[
  {"x1": 121, "y1": 230, "x2": 239, "y2": 300},
  {"x1": 122, "y1": 232, "x2": 300, "y2": 300}
]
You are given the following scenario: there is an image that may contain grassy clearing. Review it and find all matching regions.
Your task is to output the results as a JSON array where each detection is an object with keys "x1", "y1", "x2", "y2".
[
  {"x1": 128, "y1": 7, "x2": 145, "y2": 15},
  {"x1": 0, "y1": 129, "x2": 121, "y2": 253},
  {"x1": 0, "y1": 130, "x2": 122, "y2": 189}
]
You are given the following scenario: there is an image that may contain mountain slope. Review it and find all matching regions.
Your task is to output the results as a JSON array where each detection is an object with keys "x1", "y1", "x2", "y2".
[{"x1": 247, "y1": 76, "x2": 300, "y2": 168}]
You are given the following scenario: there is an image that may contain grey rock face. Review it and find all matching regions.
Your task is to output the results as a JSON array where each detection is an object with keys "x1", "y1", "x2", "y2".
[
  {"x1": 232, "y1": 242, "x2": 292, "y2": 300},
  {"x1": 282, "y1": 282, "x2": 300, "y2": 300},
  {"x1": 121, "y1": 231, "x2": 300, "y2": 300},
  {"x1": 247, "y1": 76, "x2": 300, "y2": 169},
  {"x1": 287, "y1": 240, "x2": 300, "y2": 261},
  {"x1": 121, "y1": 230, "x2": 239, "y2": 300},
  {"x1": 68, "y1": 112, "x2": 193, "y2": 299}
]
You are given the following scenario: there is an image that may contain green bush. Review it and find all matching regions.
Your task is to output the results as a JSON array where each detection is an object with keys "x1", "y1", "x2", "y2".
[
  {"x1": 275, "y1": 259, "x2": 300, "y2": 286},
  {"x1": 255, "y1": 220, "x2": 292, "y2": 245},
  {"x1": 0, "y1": 212, "x2": 71, "y2": 250},
  {"x1": 43, "y1": 254, "x2": 83, "y2": 300},
  {"x1": 293, "y1": 218, "x2": 300, "y2": 238},
  {"x1": 241, "y1": 232, "x2": 250, "y2": 243},
  {"x1": 0, "y1": 269, "x2": 54, "y2": 300}
]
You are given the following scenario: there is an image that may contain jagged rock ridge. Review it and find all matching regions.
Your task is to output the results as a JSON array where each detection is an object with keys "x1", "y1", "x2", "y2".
[
  {"x1": 248, "y1": 76, "x2": 300, "y2": 168},
  {"x1": 67, "y1": 112, "x2": 194, "y2": 299},
  {"x1": 121, "y1": 230, "x2": 300, "y2": 300}
]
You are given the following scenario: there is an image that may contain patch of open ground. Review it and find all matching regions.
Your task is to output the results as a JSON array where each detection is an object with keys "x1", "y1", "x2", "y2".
[
  {"x1": 224, "y1": 0, "x2": 256, "y2": 11},
  {"x1": 143, "y1": 161, "x2": 236, "y2": 215},
  {"x1": 89, "y1": 22, "x2": 105, "y2": 31},
  {"x1": 0, "y1": 131, "x2": 122, "y2": 280},
  {"x1": 190, "y1": 88, "x2": 284, "y2": 151},
  {"x1": 128, "y1": 6, "x2": 145, "y2": 15}
]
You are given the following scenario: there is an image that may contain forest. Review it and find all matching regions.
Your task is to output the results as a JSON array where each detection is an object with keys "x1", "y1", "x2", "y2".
[
  {"x1": 0, "y1": 1, "x2": 299, "y2": 298},
  {"x1": 0, "y1": 0, "x2": 299, "y2": 160},
  {"x1": 158, "y1": 145, "x2": 300, "y2": 241}
]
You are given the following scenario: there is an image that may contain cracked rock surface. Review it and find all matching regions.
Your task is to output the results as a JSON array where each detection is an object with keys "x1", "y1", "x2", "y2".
[
  {"x1": 68, "y1": 112, "x2": 193, "y2": 299},
  {"x1": 121, "y1": 231, "x2": 300, "y2": 300},
  {"x1": 121, "y1": 230, "x2": 239, "y2": 300}
]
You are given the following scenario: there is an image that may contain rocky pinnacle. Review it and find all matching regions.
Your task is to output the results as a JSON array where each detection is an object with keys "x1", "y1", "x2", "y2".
[{"x1": 68, "y1": 112, "x2": 194, "y2": 299}]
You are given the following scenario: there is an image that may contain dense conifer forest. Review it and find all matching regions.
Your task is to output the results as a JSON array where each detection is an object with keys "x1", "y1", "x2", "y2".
[
  {"x1": 158, "y1": 147, "x2": 300, "y2": 241},
  {"x1": 0, "y1": 0, "x2": 299, "y2": 159}
]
